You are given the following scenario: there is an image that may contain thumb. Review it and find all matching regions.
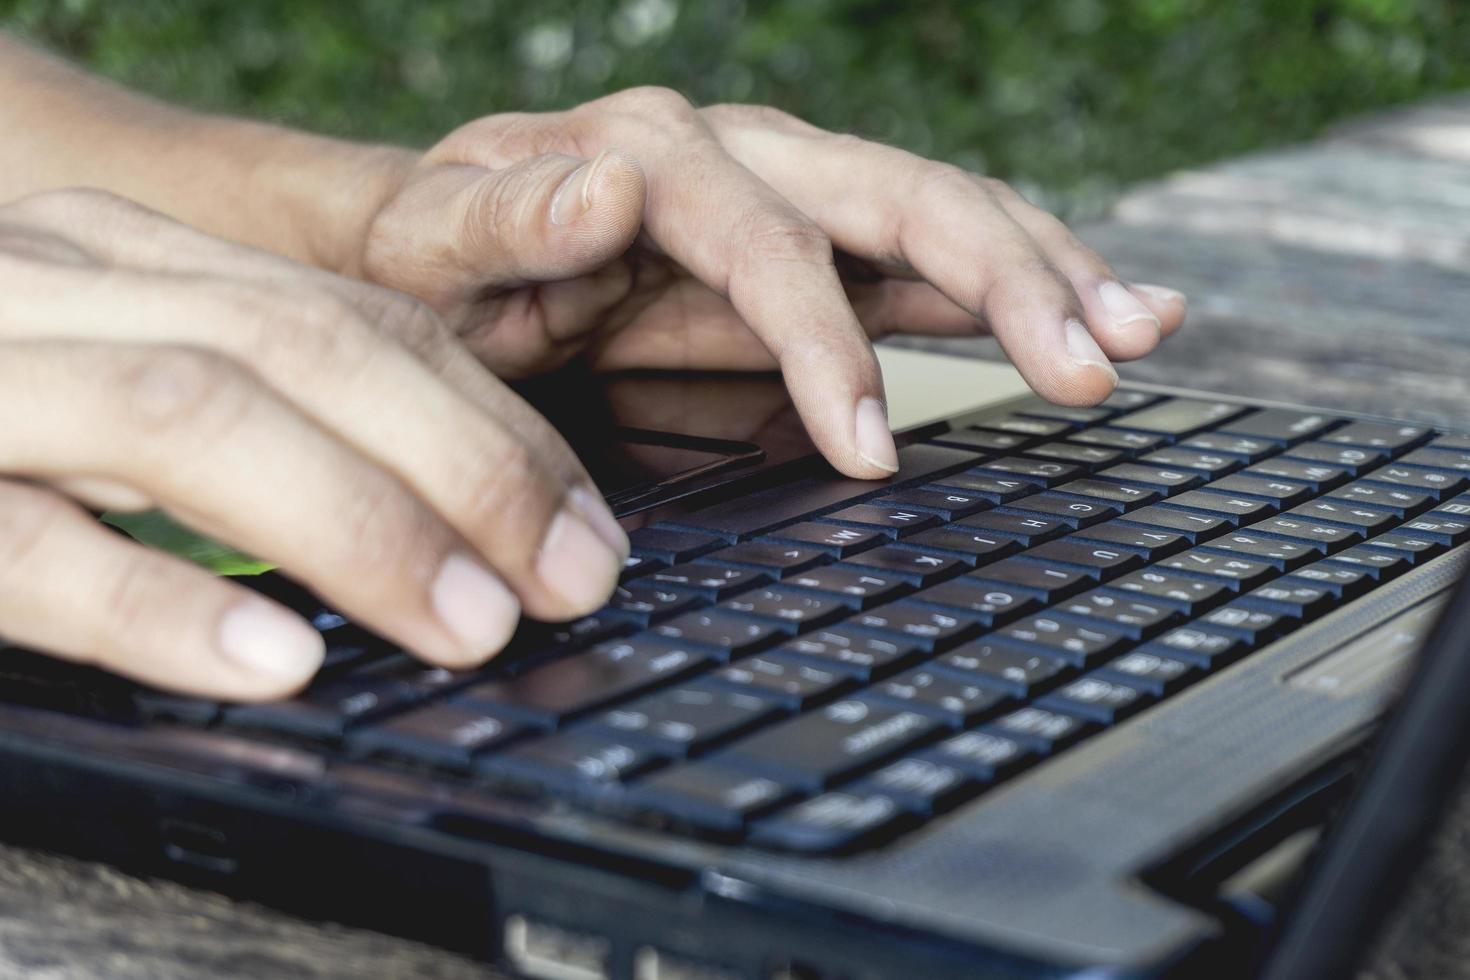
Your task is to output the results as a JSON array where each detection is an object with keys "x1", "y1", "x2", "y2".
[{"x1": 366, "y1": 149, "x2": 646, "y2": 301}]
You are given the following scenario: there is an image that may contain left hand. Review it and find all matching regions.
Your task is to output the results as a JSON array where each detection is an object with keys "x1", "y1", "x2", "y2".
[{"x1": 354, "y1": 89, "x2": 1187, "y2": 479}]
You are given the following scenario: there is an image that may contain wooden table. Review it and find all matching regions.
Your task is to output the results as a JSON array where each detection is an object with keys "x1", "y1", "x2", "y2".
[{"x1": 5, "y1": 96, "x2": 1470, "y2": 979}]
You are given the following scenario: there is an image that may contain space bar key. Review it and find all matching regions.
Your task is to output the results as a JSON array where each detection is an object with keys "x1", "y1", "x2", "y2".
[{"x1": 671, "y1": 444, "x2": 981, "y2": 539}]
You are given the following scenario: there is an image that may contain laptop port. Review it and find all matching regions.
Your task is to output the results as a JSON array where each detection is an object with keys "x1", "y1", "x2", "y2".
[
  {"x1": 634, "y1": 946, "x2": 742, "y2": 980},
  {"x1": 503, "y1": 914, "x2": 611, "y2": 980}
]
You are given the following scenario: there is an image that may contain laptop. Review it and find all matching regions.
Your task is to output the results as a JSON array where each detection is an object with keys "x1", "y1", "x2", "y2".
[{"x1": 2, "y1": 344, "x2": 1467, "y2": 979}]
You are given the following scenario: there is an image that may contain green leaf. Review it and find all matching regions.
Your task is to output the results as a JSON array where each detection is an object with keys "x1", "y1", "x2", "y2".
[{"x1": 102, "y1": 510, "x2": 276, "y2": 577}]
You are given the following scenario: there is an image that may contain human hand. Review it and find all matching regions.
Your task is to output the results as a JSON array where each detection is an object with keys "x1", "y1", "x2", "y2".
[
  {"x1": 0, "y1": 190, "x2": 629, "y2": 700},
  {"x1": 356, "y1": 89, "x2": 1187, "y2": 480}
]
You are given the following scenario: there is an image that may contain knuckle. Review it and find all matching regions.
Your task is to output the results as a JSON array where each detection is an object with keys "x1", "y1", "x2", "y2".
[
  {"x1": 336, "y1": 477, "x2": 442, "y2": 582},
  {"x1": 98, "y1": 551, "x2": 168, "y2": 642},
  {"x1": 704, "y1": 102, "x2": 795, "y2": 129},
  {"x1": 461, "y1": 441, "x2": 559, "y2": 564},
  {"x1": 366, "y1": 290, "x2": 451, "y2": 362},
  {"x1": 120, "y1": 346, "x2": 254, "y2": 446},
  {"x1": 608, "y1": 85, "x2": 696, "y2": 119},
  {"x1": 909, "y1": 162, "x2": 982, "y2": 207},
  {"x1": 737, "y1": 207, "x2": 833, "y2": 268}
]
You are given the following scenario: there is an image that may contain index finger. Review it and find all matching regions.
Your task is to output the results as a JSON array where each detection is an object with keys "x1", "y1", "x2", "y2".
[{"x1": 573, "y1": 88, "x2": 899, "y2": 479}]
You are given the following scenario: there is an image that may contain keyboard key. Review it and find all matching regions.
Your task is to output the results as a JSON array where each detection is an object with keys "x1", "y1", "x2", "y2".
[
  {"x1": 1026, "y1": 442, "x2": 1125, "y2": 470},
  {"x1": 872, "y1": 668, "x2": 1014, "y2": 726},
  {"x1": 1200, "y1": 531, "x2": 1317, "y2": 571},
  {"x1": 1395, "y1": 448, "x2": 1470, "y2": 475},
  {"x1": 1288, "y1": 500, "x2": 1397, "y2": 534},
  {"x1": 1245, "y1": 458, "x2": 1349, "y2": 491},
  {"x1": 1117, "y1": 505, "x2": 1230, "y2": 542},
  {"x1": 1072, "y1": 520, "x2": 1188, "y2": 560},
  {"x1": 1037, "y1": 675, "x2": 1152, "y2": 724},
  {"x1": 1159, "y1": 490, "x2": 1275, "y2": 525},
  {"x1": 783, "y1": 565, "x2": 909, "y2": 608},
  {"x1": 1111, "y1": 399, "x2": 1247, "y2": 435},
  {"x1": 1144, "y1": 625, "x2": 1246, "y2": 668},
  {"x1": 924, "y1": 730, "x2": 1035, "y2": 781},
  {"x1": 749, "y1": 791, "x2": 907, "y2": 853},
  {"x1": 903, "y1": 525, "x2": 1020, "y2": 564},
  {"x1": 938, "y1": 640, "x2": 1071, "y2": 697},
  {"x1": 1097, "y1": 651, "x2": 1200, "y2": 696},
  {"x1": 1244, "y1": 580, "x2": 1334, "y2": 619},
  {"x1": 1095, "y1": 464, "x2": 1204, "y2": 493},
  {"x1": 718, "y1": 587, "x2": 848, "y2": 630},
  {"x1": 1362, "y1": 532, "x2": 1443, "y2": 563},
  {"x1": 627, "y1": 761, "x2": 797, "y2": 833},
  {"x1": 1141, "y1": 447, "x2": 1244, "y2": 478},
  {"x1": 1053, "y1": 477, "x2": 1162, "y2": 508},
  {"x1": 1363, "y1": 465, "x2": 1467, "y2": 499},
  {"x1": 930, "y1": 428, "x2": 1030, "y2": 453},
  {"x1": 1014, "y1": 402, "x2": 1112, "y2": 425},
  {"x1": 1222, "y1": 409, "x2": 1339, "y2": 444},
  {"x1": 672, "y1": 444, "x2": 982, "y2": 539},
  {"x1": 1159, "y1": 550, "x2": 1276, "y2": 590},
  {"x1": 646, "y1": 563, "x2": 768, "y2": 599},
  {"x1": 998, "y1": 615, "x2": 1127, "y2": 666},
  {"x1": 1322, "y1": 546, "x2": 1411, "y2": 580},
  {"x1": 1430, "y1": 434, "x2": 1470, "y2": 451},
  {"x1": 620, "y1": 554, "x2": 665, "y2": 581},
  {"x1": 854, "y1": 757, "x2": 976, "y2": 814},
  {"x1": 852, "y1": 601, "x2": 980, "y2": 650},
  {"x1": 761, "y1": 522, "x2": 884, "y2": 557},
  {"x1": 1284, "y1": 442, "x2": 1388, "y2": 475},
  {"x1": 587, "y1": 683, "x2": 783, "y2": 755},
  {"x1": 477, "y1": 733, "x2": 659, "y2": 795},
  {"x1": 1111, "y1": 568, "x2": 1230, "y2": 612},
  {"x1": 629, "y1": 526, "x2": 724, "y2": 563},
  {"x1": 606, "y1": 582, "x2": 704, "y2": 625},
  {"x1": 908, "y1": 577, "x2": 1042, "y2": 626},
  {"x1": 1021, "y1": 539, "x2": 1143, "y2": 579},
  {"x1": 1003, "y1": 493, "x2": 1120, "y2": 528},
  {"x1": 710, "y1": 654, "x2": 857, "y2": 709},
  {"x1": 1326, "y1": 480, "x2": 1432, "y2": 517},
  {"x1": 226, "y1": 660, "x2": 465, "y2": 740},
  {"x1": 988, "y1": 707, "x2": 1097, "y2": 753},
  {"x1": 979, "y1": 457, "x2": 1080, "y2": 487},
  {"x1": 1054, "y1": 590, "x2": 1181, "y2": 639},
  {"x1": 1197, "y1": 604, "x2": 1293, "y2": 643},
  {"x1": 723, "y1": 697, "x2": 942, "y2": 790},
  {"x1": 1204, "y1": 474, "x2": 1313, "y2": 508},
  {"x1": 929, "y1": 469, "x2": 1037, "y2": 502},
  {"x1": 778, "y1": 628, "x2": 923, "y2": 680},
  {"x1": 1072, "y1": 427, "x2": 1168, "y2": 453},
  {"x1": 1180, "y1": 433, "x2": 1275, "y2": 462},
  {"x1": 970, "y1": 557, "x2": 1090, "y2": 603},
  {"x1": 653, "y1": 609, "x2": 785, "y2": 658},
  {"x1": 1250, "y1": 515, "x2": 1359, "y2": 551},
  {"x1": 1400, "y1": 511, "x2": 1470, "y2": 545},
  {"x1": 457, "y1": 638, "x2": 711, "y2": 726},
  {"x1": 1323, "y1": 422, "x2": 1431, "y2": 452},
  {"x1": 350, "y1": 703, "x2": 526, "y2": 771},
  {"x1": 958, "y1": 510, "x2": 1069, "y2": 546},
  {"x1": 819, "y1": 504, "x2": 940, "y2": 538},
  {"x1": 843, "y1": 545, "x2": 965, "y2": 586},
  {"x1": 874, "y1": 487, "x2": 993, "y2": 520},
  {"x1": 706, "y1": 541, "x2": 829, "y2": 576},
  {"x1": 1291, "y1": 561, "x2": 1375, "y2": 599},
  {"x1": 1101, "y1": 390, "x2": 1162, "y2": 411},
  {"x1": 977, "y1": 413, "x2": 1075, "y2": 437}
]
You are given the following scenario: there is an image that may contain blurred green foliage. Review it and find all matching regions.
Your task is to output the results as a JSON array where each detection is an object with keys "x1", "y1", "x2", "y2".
[{"x1": 3, "y1": 0, "x2": 1468, "y2": 217}]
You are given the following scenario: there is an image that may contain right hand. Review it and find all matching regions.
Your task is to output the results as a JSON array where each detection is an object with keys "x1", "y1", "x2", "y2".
[{"x1": 0, "y1": 189, "x2": 629, "y2": 702}]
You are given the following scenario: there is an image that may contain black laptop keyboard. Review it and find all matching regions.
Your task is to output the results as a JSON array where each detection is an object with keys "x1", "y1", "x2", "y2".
[{"x1": 8, "y1": 391, "x2": 1470, "y2": 854}]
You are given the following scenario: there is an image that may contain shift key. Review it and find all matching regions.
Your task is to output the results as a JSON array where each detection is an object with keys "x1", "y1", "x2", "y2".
[{"x1": 720, "y1": 696, "x2": 941, "y2": 791}]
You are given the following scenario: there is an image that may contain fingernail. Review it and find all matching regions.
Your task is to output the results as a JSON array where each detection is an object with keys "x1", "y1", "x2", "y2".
[
  {"x1": 538, "y1": 507, "x2": 622, "y2": 611},
  {"x1": 854, "y1": 397, "x2": 899, "y2": 474},
  {"x1": 431, "y1": 553, "x2": 520, "y2": 656},
  {"x1": 1132, "y1": 282, "x2": 1188, "y2": 307},
  {"x1": 549, "y1": 150, "x2": 610, "y2": 225},
  {"x1": 217, "y1": 596, "x2": 325, "y2": 681},
  {"x1": 1098, "y1": 281, "x2": 1162, "y2": 331},
  {"x1": 568, "y1": 485, "x2": 629, "y2": 561},
  {"x1": 1064, "y1": 318, "x2": 1119, "y2": 385}
]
